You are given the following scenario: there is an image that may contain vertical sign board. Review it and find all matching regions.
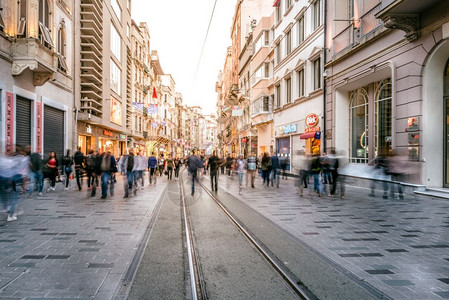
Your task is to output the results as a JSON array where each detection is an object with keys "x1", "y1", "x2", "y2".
[
  {"x1": 5, "y1": 92, "x2": 14, "y2": 153},
  {"x1": 36, "y1": 102, "x2": 43, "y2": 153}
]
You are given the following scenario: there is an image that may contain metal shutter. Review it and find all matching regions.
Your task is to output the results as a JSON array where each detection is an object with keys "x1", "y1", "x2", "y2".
[
  {"x1": 44, "y1": 105, "x2": 64, "y2": 160},
  {"x1": 16, "y1": 96, "x2": 32, "y2": 148}
]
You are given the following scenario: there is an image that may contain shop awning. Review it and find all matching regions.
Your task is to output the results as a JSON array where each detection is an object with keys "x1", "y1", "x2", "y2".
[{"x1": 300, "y1": 132, "x2": 317, "y2": 139}]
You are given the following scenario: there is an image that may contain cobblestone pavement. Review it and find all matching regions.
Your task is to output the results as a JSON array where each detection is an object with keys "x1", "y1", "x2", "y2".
[
  {"x1": 0, "y1": 174, "x2": 167, "y2": 299},
  {"x1": 208, "y1": 172, "x2": 449, "y2": 300}
]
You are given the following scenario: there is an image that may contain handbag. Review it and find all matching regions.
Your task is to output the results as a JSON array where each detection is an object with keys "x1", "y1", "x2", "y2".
[
  {"x1": 164, "y1": 170, "x2": 168, "y2": 175},
  {"x1": 65, "y1": 166, "x2": 73, "y2": 173}
]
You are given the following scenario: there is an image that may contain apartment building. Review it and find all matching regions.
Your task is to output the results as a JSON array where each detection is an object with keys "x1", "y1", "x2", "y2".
[
  {"x1": 0, "y1": 0, "x2": 74, "y2": 158},
  {"x1": 325, "y1": 0, "x2": 449, "y2": 187},
  {"x1": 74, "y1": 0, "x2": 132, "y2": 157},
  {"x1": 272, "y1": 0, "x2": 324, "y2": 169}
]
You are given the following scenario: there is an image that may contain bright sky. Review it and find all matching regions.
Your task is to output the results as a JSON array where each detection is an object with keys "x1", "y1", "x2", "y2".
[{"x1": 132, "y1": 0, "x2": 236, "y2": 116}]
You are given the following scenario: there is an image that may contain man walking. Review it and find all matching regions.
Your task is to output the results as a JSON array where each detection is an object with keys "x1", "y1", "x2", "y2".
[
  {"x1": 246, "y1": 152, "x2": 257, "y2": 188},
  {"x1": 29, "y1": 151, "x2": 44, "y2": 196},
  {"x1": 207, "y1": 150, "x2": 221, "y2": 193},
  {"x1": 147, "y1": 152, "x2": 158, "y2": 185},
  {"x1": 135, "y1": 150, "x2": 147, "y2": 189},
  {"x1": 120, "y1": 148, "x2": 137, "y2": 198},
  {"x1": 100, "y1": 149, "x2": 117, "y2": 199},
  {"x1": 73, "y1": 147, "x2": 85, "y2": 191},
  {"x1": 187, "y1": 150, "x2": 201, "y2": 196},
  {"x1": 270, "y1": 152, "x2": 280, "y2": 188}
]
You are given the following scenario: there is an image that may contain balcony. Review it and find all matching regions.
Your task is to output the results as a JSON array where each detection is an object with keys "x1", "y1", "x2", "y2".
[{"x1": 12, "y1": 38, "x2": 58, "y2": 86}]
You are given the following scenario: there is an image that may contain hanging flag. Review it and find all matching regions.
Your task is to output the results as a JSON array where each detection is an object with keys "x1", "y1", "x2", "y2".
[
  {"x1": 152, "y1": 87, "x2": 158, "y2": 99},
  {"x1": 273, "y1": 0, "x2": 280, "y2": 7}
]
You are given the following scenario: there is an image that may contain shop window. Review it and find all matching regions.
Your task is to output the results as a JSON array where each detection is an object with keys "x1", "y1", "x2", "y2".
[
  {"x1": 349, "y1": 87, "x2": 369, "y2": 163},
  {"x1": 375, "y1": 79, "x2": 392, "y2": 157}
]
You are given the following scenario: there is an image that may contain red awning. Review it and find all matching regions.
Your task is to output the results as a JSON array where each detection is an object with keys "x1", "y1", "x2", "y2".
[
  {"x1": 300, "y1": 132, "x2": 316, "y2": 139},
  {"x1": 273, "y1": 0, "x2": 280, "y2": 7}
]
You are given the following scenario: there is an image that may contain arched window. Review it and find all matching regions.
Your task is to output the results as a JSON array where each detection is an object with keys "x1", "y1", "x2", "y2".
[
  {"x1": 375, "y1": 79, "x2": 392, "y2": 157},
  {"x1": 349, "y1": 87, "x2": 369, "y2": 163}
]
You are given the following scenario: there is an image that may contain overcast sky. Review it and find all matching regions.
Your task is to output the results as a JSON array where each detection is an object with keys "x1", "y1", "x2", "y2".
[{"x1": 132, "y1": 0, "x2": 236, "y2": 115}]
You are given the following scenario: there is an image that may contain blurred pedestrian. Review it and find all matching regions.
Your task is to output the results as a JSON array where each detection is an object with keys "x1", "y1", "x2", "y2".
[
  {"x1": 29, "y1": 150, "x2": 44, "y2": 196},
  {"x1": 73, "y1": 147, "x2": 85, "y2": 191},
  {"x1": 310, "y1": 153, "x2": 323, "y2": 197},
  {"x1": 90, "y1": 150, "x2": 101, "y2": 197},
  {"x1": 327, "y1": 149, "x2": 340, "y2": 197},
  {"x1": 100, "y1": 149, "x2": 117, "y2": 199},
  {"x1": 148, "y1": 152, "x2": 158, "y2": 185},
  {"x1": 270, "y1": 152, "x2": 280, "y2": 188},
  {"x1": 187, "y1": 150, "x2": 201, "y2": 196},
  {"x1": 236, "y1": 154, "x2": 246, "y2": 194},
  {"x1": 207, "y1": 150, "x2": 221, "y2": 193},
  {"x1": 62, "y1": 150, "x2": 73, "y2": 191},
  {"x1": 120, "y1": 148, "x2": 137, "y2": 198},
  {"x1": 292, "y1": 150, "x2": 310, "y2": 197},
  {"x1": 246, "y1": 152, "x2": 257, "y2": 188},
  {"x1": 280, "y1": 156, "x2": 289, "y2": 180},
  {"x1": 166, "y1": 154, "x2": 174, "y2": 180},
  {"x1": 135, "y1": 150, "x2": 147, "y2": 189},
  {"x1": 158, "y1": 154, "x2": 165, "y2": 176},
  {"x1": 174, "y1": 157, "x2": 181, "y2": 179},
  {"x1": 226, "y1": 154, "x2": 233, "y2": 177},
  {"x1": 387, "y1": 152, "x2": 405, "y2": 200},
  {"x1": 84, "y1": 150, "x2": 95, "y2": 191},
  {"x1": 261, "y1": 152, "x2": 271, "y2": 186}
]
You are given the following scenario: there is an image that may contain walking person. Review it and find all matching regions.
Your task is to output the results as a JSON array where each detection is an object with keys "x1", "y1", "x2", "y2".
[
  {"x1": 100, "y1": 149, "x2": 117, "y2": 199},
  {"x1": 220, "y1": 155, "x2": 225, "y2": 175},
  {"x1": 207, "y1": 151, "x2": 221, "y2": 193},
  {"x1": 187, "y1": 150, "x2": 201, "y2": 196},
  {"x1": 261, "y1": 153, "x2": 271, "y2": 186},
  {"x1": 148, "y1": 152, "x2": 158, "y2": 185},
  {"x1": 327, "y1": 150, "x2": 340, "y2": 197},
  {"x1": 84, "y1": 150, "x2": 95, "y2": 191},
  {"x1": 310, "y1": 153, "x2": 323, "y2": 197},
  {"x1": 270, "y1": 152, "x2": 280, "y2": 188},
  {"x1": 236, "y1": 154, "x2": 246, "y2": 194},
  {"x1": 280, "y1": 156, "x2": 288, "y2": 180},
  {"x1": 120, "y1": 148, "x2": 137, "y2": 198},
  {"x1": 90, "y1": 150, "x2": 101, "y2": 197},
  {"x1": 29, "y1": 151, "x2": 44, "y2": 196},
  {"x1": 226, "y1": 154, "x2": 233, "y2": 177},
  {"x1": 158, "y1": 154, "x2": 165, "y2": 177},
  {"x1": 135, "y1": 150, "x2": 147, "y2": 189},
  {"x1": 46, "y1": 151, "x2": 59, "y2": 191},
  {"x1": 174, "y1": 157, "x2": 181, "y2": 179},
  {"x1": 62, "y1": 150, "x2": 73, "y2": 191},
  {"x1": 166, "y1": 155, "x2": 174, "y2": 180},
  {"x1": 246, "y1": 152, "x2": 257, "y2": 188},
  {"x1": 73, "y1": 147, "x2": 85, "y2": 191}
]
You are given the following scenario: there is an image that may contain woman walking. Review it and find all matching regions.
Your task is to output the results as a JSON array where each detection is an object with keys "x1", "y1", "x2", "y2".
[
  {"x1": 174, "y1": 157, "x2": 181, "y2": 179},
  {"x1": 166, "y1": 155, "x2": 174, "y2": 180},
  {"x1": 46, "y1": 151, "x2": 59, "y2": 191},
  {"x1": 236, "y1": 154, "x2": 246, "y2": 194},
  {"x1": 62, "y1": 150, "x2": 73, "y2": 190},
  {"x1": 261, "y1": 152, "x2": 271, "y2": 187}
]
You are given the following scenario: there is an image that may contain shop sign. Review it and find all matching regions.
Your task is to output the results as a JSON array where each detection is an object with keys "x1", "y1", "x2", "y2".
[
  {"x1": 119, "y1": 134, "x2": 126, "y2": 139},
  {"x1": 103, "y1": 130, "x2": 113, "y2": 137},
  {"x1": 36, "y1": 102, "x2": 42, "y2": 153},
  {"x1": 305, "y1": 126, "x2": 320, "y2": 133},
  {"x1": 405, "y1": 117, "x2": 419, "y2": 132},
  {"x1": 305, "y1": 113, "x2": 319, "y2": 128},
  {"x1": 86, "y1": 125, "x2": 92, "y2": 134},
  {"x1": 232, "y1": 106, "x2": 243, "y2": 117},
  {"x1": 5, "y1": 92, "x2": 14, "y2": 153},
  {"x1": 278, "y1": 123, "x2": 297, "y2": 135}
]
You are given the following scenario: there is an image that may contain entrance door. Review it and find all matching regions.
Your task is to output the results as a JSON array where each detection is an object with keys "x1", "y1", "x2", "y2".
[
  {"x1": 44, "y1": 105, "x2": 64, "y2": 160},
  {"x1": 446, "y1": 98, "x2": 449, "y2": 186},
  {"x1": 16, "y1": 96, "x2": 32, "y2": 148}
]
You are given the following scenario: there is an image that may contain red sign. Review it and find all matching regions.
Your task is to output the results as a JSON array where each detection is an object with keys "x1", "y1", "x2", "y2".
[
  {"x1": 103, "y1": 130, "x2": 113, "y2": 137},
  {"x1": 5, "y1": 92, "x2": 14, "y2": 153},
  {"x1": 36, "y1": 102, "x2": 42, "y2": 153},
  {"x1": 305, "y1": 126, "x2": 320, "y2": 133},
  {"x1": 305, "y1": 113, "x2": 319, "y2": 128}
]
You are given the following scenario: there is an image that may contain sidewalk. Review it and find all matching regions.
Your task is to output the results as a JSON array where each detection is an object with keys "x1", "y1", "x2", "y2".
[
  {"x1": 0, "y1": 174, "x2": 167, "y2": 299},
  {"x1": 207, "y1": 172, "x2": 449, "y2": 299}
]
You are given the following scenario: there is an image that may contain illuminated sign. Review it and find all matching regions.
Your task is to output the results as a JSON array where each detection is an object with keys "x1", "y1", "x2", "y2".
[
  {"x1": 103, "y1": 130, "x2": 113, "y2": 137},
  {"x1": 278, "y1": 123, "x2": 297, "y2": 135},
  {"x1": 305, "y1": 113, "x2": 319, "y2": 127}
]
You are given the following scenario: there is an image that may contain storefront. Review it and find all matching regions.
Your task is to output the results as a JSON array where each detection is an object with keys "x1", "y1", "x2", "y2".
[
  {"x1": 77, "y1": 122, "x2": 124, "y2": 157},
  {"x1": 276, "y1": 122, "x2": 298, "y2": 170},
  {"x1": 299, "y1": 113, "x2": 321, "y2": 156}
]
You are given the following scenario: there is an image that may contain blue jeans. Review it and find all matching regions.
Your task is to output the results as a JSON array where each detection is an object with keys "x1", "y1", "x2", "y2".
[
  {"x1": 271, "y1": 169, "x2": 280, "y2": 186},
  {"x1": 33, "y1": 170, "x2": 44, "y2": 193},
  {"x1": 191, "y1": 169, "x2": 198, "y2": 194},
  {"x1": 125, "y1": 171, "x2": 135, "y2": 196},
  {"x1": 0, "y1": 175, "x2": 20, "y2": 215},
  {"x1": 313, "y1": 173, "x2": 322, "y2": 194},
  {"x1": 101, "y1": 172, "x2": 112, "y2": 197}
]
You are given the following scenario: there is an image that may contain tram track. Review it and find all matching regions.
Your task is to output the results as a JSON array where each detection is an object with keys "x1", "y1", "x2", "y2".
[{"x1": 179, "y1": 170, "x2": 316, "y2": 300}]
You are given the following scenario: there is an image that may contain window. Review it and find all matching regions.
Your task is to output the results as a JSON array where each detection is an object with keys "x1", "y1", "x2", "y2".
[
  {"x1": 17, "y1": 0, "x2": 27, "y2": 36},
  {"x1": 111, "y1": 0, "x2": 121, "y2": 22},
  {"x1": 276, "y1": 43, "x2": 281, "y2": 65},
  {"x1": 297, "y1": 16, "x2": 304, "y2": 45},
  {"x1": 57, "y1": 28, "x2": 68, "y2": 72},
  {"x1": 127, "y1": 0, "x2": 131, "y2": 11},
  {"x1": 276, "y1": 85, "x2": 281, "y2": 107},
  {"x1": 254, "y1": 30, "x2": 270, "y2": 53},
  {"x1": 297, "y1": 69, "x2": 304, "y2": 97},
  {"x1": 254, "y1": 63, "x2": 270, "y2": 82},
  {"x1": 313, "y1": 0, "x2": 321, "y2": 30},
  {"x1": 276, "y1": 0, "x2": 282, "y2": 23},
  {"x1": 286, "y1": 0, "x2": 292, "y2": 10},
  {"x1": 263, "y1": 96, "x2": 270, "y2": 111},
  {"x1": 375, "y1": 79, "x2": 392, "y2": 157},
  {"x1": 313, "y1": 57, "x2": 321, "y2": 90},
  {"x1": 286, "y1": 77, "x2": 292, "y2": 103},
  {"x1": 111, "y1": 24, "x2": 121, "y2": 62},
  {"x1": 39, "y1": 0, "x2": 50, "y2": 28},
  {"x1": 110, "y1": 59, "x2": 121, "y2": 95},
  {"x1": 286, "y1": 29, "x2": 292, "y2": 55},
  {"x1": 349, "y1": 87, "x2": 369, "y2": 163}
]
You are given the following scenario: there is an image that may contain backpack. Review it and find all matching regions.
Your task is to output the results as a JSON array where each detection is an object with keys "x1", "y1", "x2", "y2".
[
  {"x1": 85, "y1": 155, "x2": 94, "y2": 170},
  {"x1": 63, "y1": 155, "x2": 72, "y2": 166}
]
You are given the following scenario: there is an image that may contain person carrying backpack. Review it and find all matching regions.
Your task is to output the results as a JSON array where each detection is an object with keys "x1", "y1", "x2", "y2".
[
  {"x1": 147, "y1": 152, "x2": 158, "y2": 185},
  {"x1": 62, "y1": 150, "x2": 73, "y2": 190},
  {"x1": 100, "y1": 149, "x2": 117, "y2": 199},
  {"x1": 84, "y1": 150, "x2": 95, "y2": 191},
  {"x1": 73, "y1": 147, "x2": 85, "y2": 191},
  {"x1": 187, "y1": 150, "x2": 201, "y2": 196}
]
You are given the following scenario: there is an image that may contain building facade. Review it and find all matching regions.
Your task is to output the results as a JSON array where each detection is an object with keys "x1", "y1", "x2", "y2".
[
  {"x1": 325, "y1": 0, "x2": 449, "y2": 187},
  {"x1": 0, "y1": 0, "x2": 74, "y2": 159},
  {"x1": 272, "y1": 0, "x2": 324, "y2": 170}
]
